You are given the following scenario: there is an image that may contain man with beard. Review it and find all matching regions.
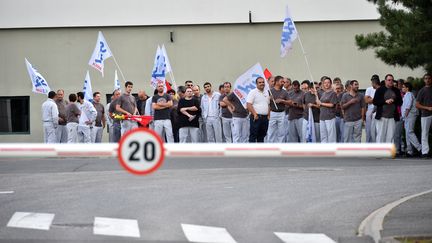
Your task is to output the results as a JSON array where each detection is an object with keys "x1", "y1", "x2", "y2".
[
  {"x1": 91, "y1": 92, "x2": 106, "y2": 143},
  {"x1": 340, "y1": 80, "x2": 365, "y2": 143},
  {"x1": 201, "y1": 82, "x2": 222, "y2": 143},
  {"x1": 267, "y1": 76, "x2": 289, "y2": 143},
  {"x1": 247, "y1": 77, "x2": 270, "y2": 143},
  {"x1": 152, "y1": 82, "x2": 174, "y2": 143},
  {"x1": 219, "y1": 82, "x2": 233, "y2": 143}
]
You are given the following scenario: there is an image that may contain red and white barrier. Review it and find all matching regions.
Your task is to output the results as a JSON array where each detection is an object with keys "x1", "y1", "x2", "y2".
[{"x1": 0, "y1": 143, "x2": 395, "y2": 158}]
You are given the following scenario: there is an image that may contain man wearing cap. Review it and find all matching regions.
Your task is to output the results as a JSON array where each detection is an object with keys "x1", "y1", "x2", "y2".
[
  {"x1": 365, "y1": 75, "x2": 380, "y2": 142},
  {"x1": 373, "y1": 74, "x2": 403, "y2": 143}
]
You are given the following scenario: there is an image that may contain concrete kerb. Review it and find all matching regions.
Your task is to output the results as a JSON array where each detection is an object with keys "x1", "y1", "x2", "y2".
[{"x1": 357, "y1": 189, "x2": 432, "y2": 243}]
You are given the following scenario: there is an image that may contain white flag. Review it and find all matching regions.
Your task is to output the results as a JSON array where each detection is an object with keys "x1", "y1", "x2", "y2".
[
  {"x1": 306, "y1": 107, "x2": 317, "y2": 142},
  {"x1": 25, "y1": 58, "x2": 51, "y2": 95},
  {"x1": 88, "y1": 31, "x2": 113, "y2": 76},
  {"x1": 161, "y1": 44, "x2": 172, "y2": 73},
  {"x1": 114, "y1": 70, "x2": 121, "y2": 91},
  {"x1": 232, "y1": 63, "x2": 269, "y2": 108},
  {"x1": 150, "y1": 45, "x2": 166, "y2": 90},
  {"x1": 83, "y1": 71, "x2": 93, "y2": 102},
  {"x1": 161, "y1": 44, "x2": 177, "y2": 90},
  {"x1": 280, "y1": 5, "x2": 298, "y2": 57}
]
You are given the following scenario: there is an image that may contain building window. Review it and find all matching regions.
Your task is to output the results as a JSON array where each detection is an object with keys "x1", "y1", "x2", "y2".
[{"x1": 0, "y1": 96, "x2": 30, "y2": 134}]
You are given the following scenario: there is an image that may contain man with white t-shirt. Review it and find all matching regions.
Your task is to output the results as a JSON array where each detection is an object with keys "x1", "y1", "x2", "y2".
[
  {"x1": 365, "y1": 75, "x2": 380, "y2": 143},
  {"x1": 77, "y1": 92, "x2": 97, "y2": 143},
  {"x1": 246, "y1": 77, "x2": 270, "y2": 143}
]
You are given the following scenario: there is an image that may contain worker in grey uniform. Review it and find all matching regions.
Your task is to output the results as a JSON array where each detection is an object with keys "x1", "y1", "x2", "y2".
[
  {"x1": 65, "y1": 93, "x2": 81, "y2": 143},
  {"x1": 91, "y1": 91, "x2": 106, "y2": 143},
  {"x1": 55, "y1": 89, "x2": 68, "y2": 143}
]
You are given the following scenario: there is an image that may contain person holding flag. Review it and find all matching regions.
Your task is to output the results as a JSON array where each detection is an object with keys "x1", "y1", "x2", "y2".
[
  {"x1": 303, "y1": 83, "x2": 321, "y2": 142},
  {"x1": 267, "y1": 76, "x2": 289, "y2": 143},
  {"x1": 287, "y1": 81, "x2": 304, "y2": 142}
]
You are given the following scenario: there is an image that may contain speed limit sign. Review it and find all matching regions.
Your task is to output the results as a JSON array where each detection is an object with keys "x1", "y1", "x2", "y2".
[{"x1": 117, "y1": 128, "x2": 165, "y2": 175}]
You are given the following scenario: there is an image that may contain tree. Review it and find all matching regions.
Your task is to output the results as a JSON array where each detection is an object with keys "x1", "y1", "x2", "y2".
[{"x1": 355, "y1": 0, "x2": 432, "y2": 73}]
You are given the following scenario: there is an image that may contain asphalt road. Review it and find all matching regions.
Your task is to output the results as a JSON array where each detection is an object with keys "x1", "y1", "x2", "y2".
[{"x1": 0, "y1": 156, "x2": 431, "y2": 243}]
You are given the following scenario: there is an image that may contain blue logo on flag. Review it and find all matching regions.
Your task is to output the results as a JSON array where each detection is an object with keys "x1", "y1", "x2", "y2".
[{"x1": 281, "y1": 18, "x2": 296, "y2": 48}]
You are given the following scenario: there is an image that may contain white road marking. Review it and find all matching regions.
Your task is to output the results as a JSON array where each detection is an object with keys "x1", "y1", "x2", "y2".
[
  {"x1": 0, "y1": 191, "x2": 14, "y2": 194},
  {"x1": 358, "y1": 188, "x2": 432, "y2": 242},
  {"x1": 274, "y1": 232, "x2": 336, "y2": 243},
  {"x1": 93, "y1": 217, "x2": 140, "y2": 238},
  {"x1": 181, "y1": 223, "x2": 237, "y2": 243},
  {"x1": 7, "y1": 212, "x2": 54, "y2": 230}
]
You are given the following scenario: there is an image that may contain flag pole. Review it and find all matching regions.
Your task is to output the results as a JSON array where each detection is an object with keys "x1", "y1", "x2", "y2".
[
  {"x1": 168, "y1": 71, "x2": 178, "y2": 91},
  {"x1": 111, "y1": 55, "x2": 127, "y2": 82},
  {"x1": 296, "y1": 34, "x2": 314, "y2": 82},
  {"x1": 265, "y1": 79, "x2": 279, "y2": 110}
]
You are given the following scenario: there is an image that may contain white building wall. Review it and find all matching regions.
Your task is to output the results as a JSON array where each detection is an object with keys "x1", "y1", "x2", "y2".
[{"x1": 0, "y1": 0, "x2": 380, "y2": 28}]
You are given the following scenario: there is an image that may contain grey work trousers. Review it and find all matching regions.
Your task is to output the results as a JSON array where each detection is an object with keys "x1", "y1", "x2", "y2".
[
  {"x1": 404, "y1": 114, "x2": 421, "y2": 154},
  {"x1": 267, "y1": 111, "x2": 286, "y2": 143},
  {"x1": 421, "y1": 115, "x2": 432, "y2": 155},
  {"x1": 375, "y1": 117, "x2": 395, "y2": 143},
  {"x1": 343, "y1": 119, "x2": 362, "y2": 143},
  {"x1": 320, "y1": 118, "x2": 337, "y2": 143}
]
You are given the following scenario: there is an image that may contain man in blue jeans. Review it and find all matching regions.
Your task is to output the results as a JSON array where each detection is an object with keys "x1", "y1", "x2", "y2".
[{"x1": 246, "y1": 77, "x2": 270, "y2": 142}]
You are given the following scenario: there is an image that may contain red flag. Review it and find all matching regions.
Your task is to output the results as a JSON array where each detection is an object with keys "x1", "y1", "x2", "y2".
[
  {"x1": 264, "y1": 68, "x2": 272, "y2": 79},
  {"x1": 165, "y1": 80, "x2": 172, "y2": 92}
]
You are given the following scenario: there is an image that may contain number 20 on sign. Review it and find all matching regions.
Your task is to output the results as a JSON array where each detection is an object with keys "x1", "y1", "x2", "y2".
[{"x1": 117, "y1": 128, "x2": 165, "y2": 175}]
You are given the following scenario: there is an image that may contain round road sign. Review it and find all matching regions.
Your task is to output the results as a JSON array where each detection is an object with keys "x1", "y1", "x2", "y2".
[{"x1": 117, "y1": 128, "x2": 165, "y2": 175}]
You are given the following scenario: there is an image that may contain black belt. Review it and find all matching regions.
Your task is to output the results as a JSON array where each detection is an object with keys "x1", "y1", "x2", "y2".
[{"x1": 271, "y1": 110, "x2": 284, "y2": 113}]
